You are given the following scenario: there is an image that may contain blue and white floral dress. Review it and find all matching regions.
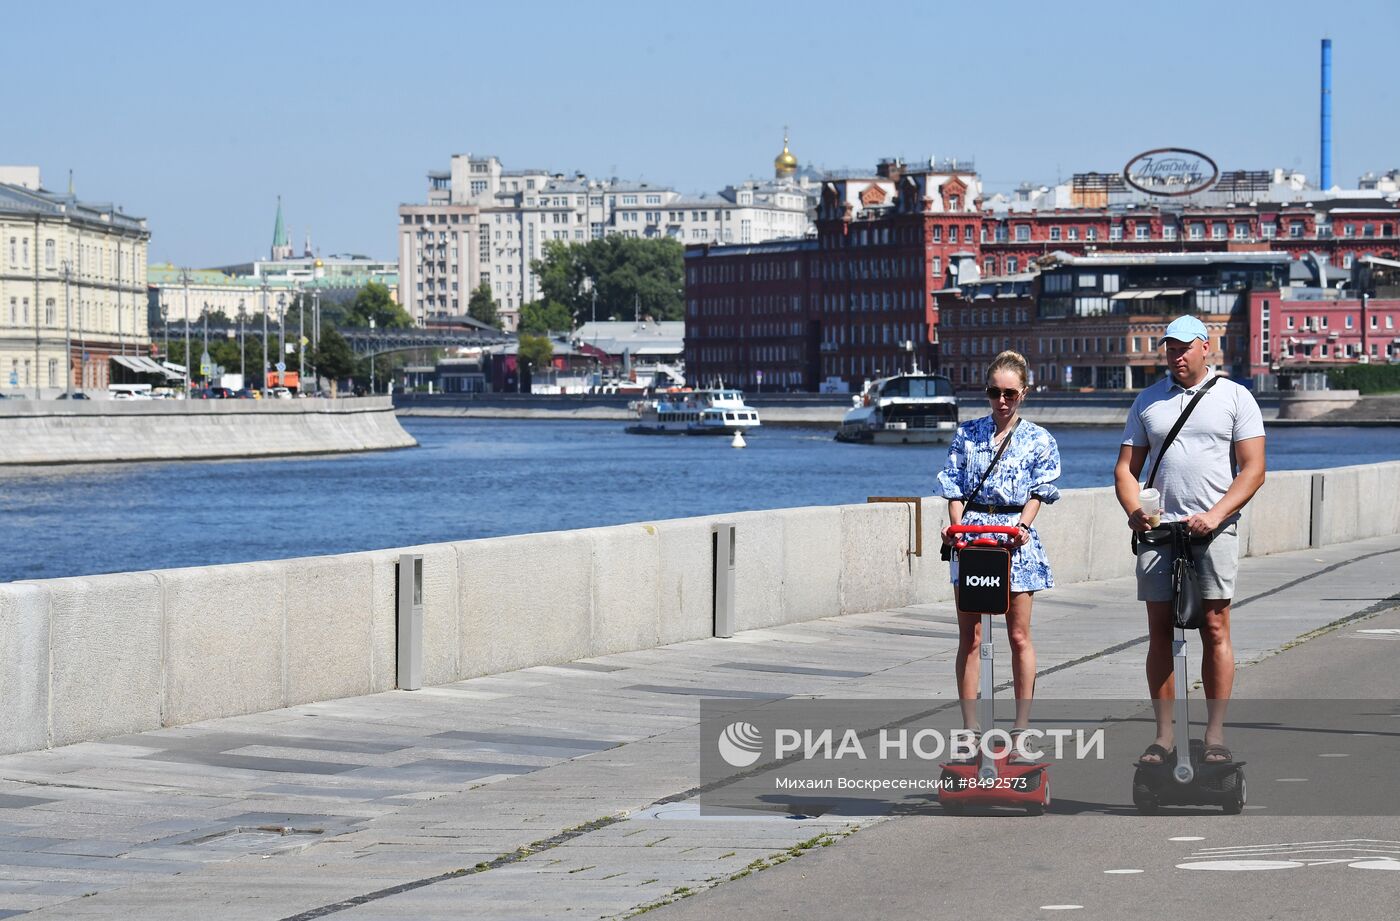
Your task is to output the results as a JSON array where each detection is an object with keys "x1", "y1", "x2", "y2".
[{"x1": 936, "y1": 416, "x2": 1062, "y2": 592}]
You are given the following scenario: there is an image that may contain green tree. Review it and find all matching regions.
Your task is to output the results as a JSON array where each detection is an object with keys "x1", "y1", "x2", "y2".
[
  {"x1": 517, "y1": 334, "x2": 554, "y2": 381},
  {"x1": 313, "y1": 324, "x2": 357, "y2": 384},
  {"x1": 530, "y1": 236, "x2": 684, "y2": 325},
  {"x1": 468, "y1": 282, "x2": 503, "y2": 329},
  {"x1": 348, "y1": 282, "x2": 413, "y2": 328},
  {"x1": 518, "y1": 299, "x2": 574, "y2": 335}
]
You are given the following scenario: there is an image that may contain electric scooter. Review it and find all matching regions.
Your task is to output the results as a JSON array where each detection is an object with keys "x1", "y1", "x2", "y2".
[
  {"x1": 938, "y1": 524, "x2": 1050, "y2": 816},
  {"x1": 1132, "y1": 525, "x2": 1247, "y2": 814}
]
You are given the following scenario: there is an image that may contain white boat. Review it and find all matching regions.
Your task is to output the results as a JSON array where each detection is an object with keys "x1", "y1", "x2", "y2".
[
  {"x1": 625, "y1": 388, "x2": 762, "y2": 436},
  {"x1": 835, "y1": 373, "x2": 958, "y2": 445}
]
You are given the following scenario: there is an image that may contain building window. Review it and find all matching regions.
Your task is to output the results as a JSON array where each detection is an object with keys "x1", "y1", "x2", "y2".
[
  {"x1": 1067, "y1": 227, "x2": 1079, "y2": 241},
  {"x1": 1189, "y1": 224, "x2": 1204, "y2": 240},
  {"x1": 1163, "y1": 225, "x2": 1177, "y2": 240},
  {"x1": 1344, "y1": 224, "x2": 1356, "y2": 238},
  {"x1": 1289, "y1": 222, "x2": 1304, "y2": 238},
  {"x1": 1211, "y1": 223, "x2": 1226, "y2": 240},
  {"x1": 1086, "y1": 227, "x2": 1098, "y2": 241},
  {"x1": 45, "y1": 239, "x2": 56, "y2": 268},
  {"x1": 1135, "y1": 224, "x2": 1150, "y2": 240},
  {"x1": 1049, "y1": 227, "x2": 1061, "y2": 241},
  {"x1": 1261, "y1": 222, "x2": 1276, "y2": 238},
  {"x1": 45, "y1": 298, "x2": 55, "y2": 325},
  {"x1": 1007, "y1": 257, "x2": 1018, "y2": 273},
  {"x1": 1015, "y1": 225, "x2": 1030, "y2": 242},
  {"x1": 1234, "y1": 223, "x2": 1249, "y2": 240},
  {"x1": 1109, "y1": 226, "x2": 1123, "y2": 241}
]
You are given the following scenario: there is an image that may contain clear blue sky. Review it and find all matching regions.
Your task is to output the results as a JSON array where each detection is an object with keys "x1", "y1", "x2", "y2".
[{"x1": 7, "y1": 0, "x2": 1398, "y2": 267}]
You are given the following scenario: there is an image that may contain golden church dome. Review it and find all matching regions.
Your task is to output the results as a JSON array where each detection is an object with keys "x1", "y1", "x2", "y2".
[{"x1": 774, "y1": 133, "x2": 798, "y2": 177}]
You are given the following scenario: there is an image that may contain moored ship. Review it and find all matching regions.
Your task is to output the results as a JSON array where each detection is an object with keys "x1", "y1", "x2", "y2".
[{"x1": 835, "y1": 373, "x2": 958, "y2": 444}]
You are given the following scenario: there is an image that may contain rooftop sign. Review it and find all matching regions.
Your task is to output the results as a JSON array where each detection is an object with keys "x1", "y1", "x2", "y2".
[{"x1": 1122, "y1": 148, "x2": 1219, "y2": 197}]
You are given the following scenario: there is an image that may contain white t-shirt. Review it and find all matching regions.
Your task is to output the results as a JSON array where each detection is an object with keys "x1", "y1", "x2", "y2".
[{"x1": 1121, "y1": 373, "x2": 1265, "y2": 523}]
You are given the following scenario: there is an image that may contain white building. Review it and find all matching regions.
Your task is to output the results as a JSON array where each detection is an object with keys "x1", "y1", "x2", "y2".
[
  {"x1": 397, "y1": 137, "x2": 816, "y2": 330},
  {"x1": 0, "y1": 168, "x2": 149, "y2": 395}
]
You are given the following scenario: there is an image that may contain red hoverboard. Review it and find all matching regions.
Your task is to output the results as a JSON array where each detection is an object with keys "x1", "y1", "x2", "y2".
[{"x1": 937, "y1": 525, "x2": 1050, "y2": 816}]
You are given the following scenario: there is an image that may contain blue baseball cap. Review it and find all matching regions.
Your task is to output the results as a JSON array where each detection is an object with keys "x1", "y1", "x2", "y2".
[{"x1": 1162, "y1": 315, "x2": 1209, "y2": 343}]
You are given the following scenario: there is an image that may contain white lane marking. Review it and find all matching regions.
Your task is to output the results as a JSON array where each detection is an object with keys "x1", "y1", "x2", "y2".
[
  {"x1": 1178, "y1": 860, "x2": 1305, "y2": 871},
  {"x1": 1193, "y1": 838, "x2": 1400, "y2": 852},
  {"x1": 1104, "y1": 869, "x2": 1144, "y2": 874},
  {"x1": 1275, "y1": 777, "x2": 1309, "y2": 782},
  {"x1": 1357, "y1": 628, "x2": 1400, "y2": 635},
  {"x1": 1349, "y1": 859, "x2": 1400, "y2": 870},
  {"x1": 1039, "y1": 906, "x2": 1084, "y2": 911},
  {"x1": 1319, "y1": 753, "x2": 1350, "y2": 758},
  {"x1": 1169, "y1": 836, "x2": 1205, "y2": 841}
]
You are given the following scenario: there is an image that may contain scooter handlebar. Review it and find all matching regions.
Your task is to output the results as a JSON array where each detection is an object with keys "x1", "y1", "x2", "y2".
[{"x1": 946, "y1": 525, "x2": 1020, "y2": 537}]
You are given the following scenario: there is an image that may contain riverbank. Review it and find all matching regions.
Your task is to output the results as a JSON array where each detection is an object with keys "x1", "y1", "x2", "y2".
[
  {"x1": 0, "y1": 396, "x2": 416, "y2": 465},
  {"x1": 394, "y1": 391, "x2": 1400, "y2": 426}
]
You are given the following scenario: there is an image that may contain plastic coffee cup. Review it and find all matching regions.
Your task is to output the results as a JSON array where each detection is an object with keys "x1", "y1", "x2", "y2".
[{"x1": 1138, "y1": 488, "x2": 1162, "y2": 527}]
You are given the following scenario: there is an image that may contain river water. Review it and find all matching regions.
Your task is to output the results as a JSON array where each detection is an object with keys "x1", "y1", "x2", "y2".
[{"x1": 2, "y1": 417, "x2": 1397, "y2": 583}]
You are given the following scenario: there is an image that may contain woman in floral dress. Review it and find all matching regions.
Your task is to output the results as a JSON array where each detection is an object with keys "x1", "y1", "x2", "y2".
[{"x1": 937, "y1": 350, "x2": 1061, "y2": 744}]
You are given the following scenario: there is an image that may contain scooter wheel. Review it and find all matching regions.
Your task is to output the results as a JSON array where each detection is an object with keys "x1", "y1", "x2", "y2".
[
  {"x1": 1025, "y1": 778, "x2": 1049, "y2": 816},
  {"x1": 1133, "y1": 780, "x2": 1159, "y2": 815},
  {"x1": 1222, "y1": 772, "x2": 1246, "y2": 815}
]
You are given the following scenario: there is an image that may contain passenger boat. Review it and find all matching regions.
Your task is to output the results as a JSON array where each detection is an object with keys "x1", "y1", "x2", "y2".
[
  {"x1": 835, "y1": 373, "x2": 958, "y2": 444},
  {"x1": 625, "y1": 388, "x2": 762, "y2": 436}
]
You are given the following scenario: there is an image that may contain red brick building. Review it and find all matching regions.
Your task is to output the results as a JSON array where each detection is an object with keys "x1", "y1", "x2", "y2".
[
  {"x1": 684, "y1": 158, "x2": 983, "y2": 390},
  {"x1": 683, "y1": 161, "x2": 1400, "y2": 392}
]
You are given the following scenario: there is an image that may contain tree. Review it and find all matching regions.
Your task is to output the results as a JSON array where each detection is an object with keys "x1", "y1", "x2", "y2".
[
  {"x1": 518, "y1": 299, "x2": 574, "y2": 336},
  {"x1": 516, "y1": 334, "x2": 554, "y2": 391},
  {"x1": 348, "y1": 282, "x2": 413, "y2": 329},
  {"x1": 312, "y1": 324, "x2": 357, "y2": 384},
  {"x1": 468, "y1": 282, "x2": 503, "y2": 329},
  {"x1": 530, "y1": 236, "x2": 684, "y2": 325}
]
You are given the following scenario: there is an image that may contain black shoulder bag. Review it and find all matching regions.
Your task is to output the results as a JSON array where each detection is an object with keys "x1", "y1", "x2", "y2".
[{"x1": 942, "y1": 419, "x2": 1020, "y2": 562}]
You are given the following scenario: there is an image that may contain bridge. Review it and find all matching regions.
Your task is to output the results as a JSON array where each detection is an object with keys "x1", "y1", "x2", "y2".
[{"x1": 152, "y1": 323, "x2": 512, "y2": 360}]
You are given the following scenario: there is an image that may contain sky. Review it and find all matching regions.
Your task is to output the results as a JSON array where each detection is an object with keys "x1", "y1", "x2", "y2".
[{"x1": 7, "y1": 0, "x2": 1399, "y2": 267}]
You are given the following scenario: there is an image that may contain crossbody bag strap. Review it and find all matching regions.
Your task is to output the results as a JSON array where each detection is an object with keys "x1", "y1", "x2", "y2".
[
  {"x1": 965, "y1": 418, "x2": 1020, "y2": 503},
  {"x1": 1144, "y1": 376, "x2": 1219, "y2": 490}
]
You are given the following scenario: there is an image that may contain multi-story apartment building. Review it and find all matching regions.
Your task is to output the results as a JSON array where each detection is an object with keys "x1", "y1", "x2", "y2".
[
  {"x1": 0, "y1": 167, "x2": 149, "y2": 395},
  {"x1": 398, "y1": 138, "x2": 816, "y2": 329}
]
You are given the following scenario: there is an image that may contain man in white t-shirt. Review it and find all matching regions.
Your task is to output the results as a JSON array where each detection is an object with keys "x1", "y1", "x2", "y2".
[{"x1": 1114, "y1": 315, "x2": 1266, "y2": 766}]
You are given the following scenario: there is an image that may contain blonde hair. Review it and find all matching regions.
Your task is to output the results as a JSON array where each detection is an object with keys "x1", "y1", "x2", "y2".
[{"x1": 986, "y1": 350, "x2": 1029, "y2": 390}]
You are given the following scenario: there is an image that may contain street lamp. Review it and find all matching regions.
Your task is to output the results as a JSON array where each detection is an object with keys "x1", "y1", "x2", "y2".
[
  {"x1": 237, "y1": 298, "x2": 247, "y2": 383},
  {"x1": 296, "y1": 284, "x2": 305, "y2": 394},
  {"x1": 261, "y1": 282, "x2": 269, "y2": 397},
  {"x1": 62, "y1": 260, "x2": 72, "y2": 397},
  {"x1": 368, "y1": 317, "x2": 376, "y2": 394},
  {"x1": 277, "y1": 292, "x2": 286, "y2": 389},
  {"x1": 202, "y1": 301, "x2": 210, "y2": 386},
  {"x1": 181, "y1": 269, "x2": 192, "y2": 396}
]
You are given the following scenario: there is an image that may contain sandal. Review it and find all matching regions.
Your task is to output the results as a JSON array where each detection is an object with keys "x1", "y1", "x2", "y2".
[
  {"x1": 1202, "y1": 744, "x2": 1233, "y2": 763},
  {"x1": 1007, "y1": 728, "x2": 1039, "y2": 763},
  {"x1": 1138, "y1": 743, "x2": 1174, "y2": 765}
]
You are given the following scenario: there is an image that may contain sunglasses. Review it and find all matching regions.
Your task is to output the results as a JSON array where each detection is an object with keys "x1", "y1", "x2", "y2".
[{"x1": 985, "y1": 386, "x2": 1023, "y2": 401}]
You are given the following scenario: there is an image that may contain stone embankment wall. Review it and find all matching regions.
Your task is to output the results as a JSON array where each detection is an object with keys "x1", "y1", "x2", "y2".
[
  {"x1": 2, "y1": 461, "x2": 1398, "y2": 755},
  {"x1": 0, "y1": 397, "x2": 416, "y2": 465},
  {"x1": 394, "y1": 392, "x2": 1313, "y2": 426}
]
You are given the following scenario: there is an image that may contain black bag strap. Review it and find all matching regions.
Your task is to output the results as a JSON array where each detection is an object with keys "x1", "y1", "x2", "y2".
[
  {"x1": 965, "y1": 418, "x2": 1020, "y2": 504},
  {"x1": 1144, "y1": 376, "x2": 1219, "y2": 490}
]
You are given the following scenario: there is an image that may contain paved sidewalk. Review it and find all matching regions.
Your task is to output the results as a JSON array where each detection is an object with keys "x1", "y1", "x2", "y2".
[{"x1": 1, "y1": 534, "x2": 1397, "y2": 919}]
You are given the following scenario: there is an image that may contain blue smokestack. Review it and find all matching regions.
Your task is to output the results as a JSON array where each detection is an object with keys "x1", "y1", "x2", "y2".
[{"x1": 1321, "y1": 38, "x2": 1333, "y2": 190}]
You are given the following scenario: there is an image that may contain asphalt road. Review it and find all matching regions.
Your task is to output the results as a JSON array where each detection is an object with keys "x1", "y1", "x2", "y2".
[{"x1": 657, "y1": 604, "x2": 1400, "y2": 920}]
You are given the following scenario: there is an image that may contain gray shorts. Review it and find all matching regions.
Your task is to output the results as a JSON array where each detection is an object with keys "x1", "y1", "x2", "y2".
[{"x1": 1136, "y1": 522, "x2": 1240, "y2": 603}]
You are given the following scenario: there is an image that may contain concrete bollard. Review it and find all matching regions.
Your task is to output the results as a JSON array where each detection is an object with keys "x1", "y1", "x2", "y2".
[
  {"x1": 397, "y1": 553, "x2": 424, "y2": 690},
  {"x1": 712, "y1": 523, "x2": 736, "y2": 638}
]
